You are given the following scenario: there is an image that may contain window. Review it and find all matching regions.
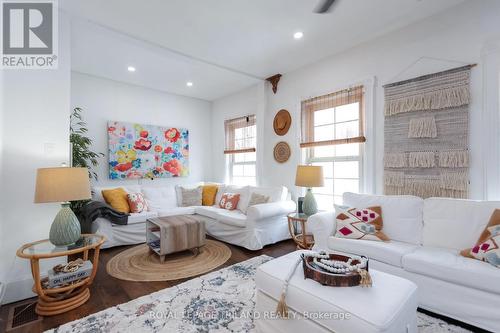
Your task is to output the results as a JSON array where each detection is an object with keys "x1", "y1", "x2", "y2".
[
  {"x1": 300, "y1": 86, "x2": 365, "y2": 210},
  {"x1": 224, "y1": 115, "x2": 257, "y2": 186}
]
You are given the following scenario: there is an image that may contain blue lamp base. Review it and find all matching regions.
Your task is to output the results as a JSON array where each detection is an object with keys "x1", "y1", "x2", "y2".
[
  {"x1": 49, "y1": 203, "x2": 82, "y2": 246},
  {"x1": 302, "y1": 188, "x2": 318, "y2": 216}
]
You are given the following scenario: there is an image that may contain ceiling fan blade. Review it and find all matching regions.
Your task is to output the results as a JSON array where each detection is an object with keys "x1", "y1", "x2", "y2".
[{"x1": 315, "y1": 0, "x2": 336, "y2": 13}]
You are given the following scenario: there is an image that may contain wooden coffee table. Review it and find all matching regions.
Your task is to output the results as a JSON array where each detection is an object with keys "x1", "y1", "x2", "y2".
[
  {"x1": 146, "y1": 215, "x2": 206, "y2": 262},
  {"x1": 16, "y1": 234, "x2": 105, "y2": 316}
]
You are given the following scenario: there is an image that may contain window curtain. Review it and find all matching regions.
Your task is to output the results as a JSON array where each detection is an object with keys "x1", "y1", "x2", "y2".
[
  {"x1": 224, "y1": 115, "x2": 256, "y2": 154},
  {"x1": 300, "y1": 86, "x2": 365, "y2": 148}
]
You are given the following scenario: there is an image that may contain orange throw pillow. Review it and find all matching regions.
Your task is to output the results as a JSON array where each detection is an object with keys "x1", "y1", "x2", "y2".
[
  {"x1": 461, "y1": 209, "x2": 500, "y2": 267},
  {"x1": 202, "y1": 184, "x2": 219, "y2": 206},
  {"x1": 102, "y1": 188, "x2": 130, "y2": 213},
  {"x1": 219, "y1": 193, "x2": 240, "y2": 211},
  {"x1": 335, "y1": 206, "x2": 389, "y2": 242}
]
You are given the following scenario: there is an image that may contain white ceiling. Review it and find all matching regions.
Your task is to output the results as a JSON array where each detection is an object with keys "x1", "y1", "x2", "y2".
[{"x1": 63, "y1": 0, "x2": 466, "y2": 101}]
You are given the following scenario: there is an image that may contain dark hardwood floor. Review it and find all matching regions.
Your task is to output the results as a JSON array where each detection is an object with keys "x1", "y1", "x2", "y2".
[
  {"x1": 0, "y1": 238, "x2": 489, "y2": 333},
  {"x1": 0, "y1": 238, "x2": 296, "y2": 333}
]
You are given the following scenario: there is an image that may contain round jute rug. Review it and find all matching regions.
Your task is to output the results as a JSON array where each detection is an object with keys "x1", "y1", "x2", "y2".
[{"x1": 106, "y1": 240, "x2": 231, "y2": 282}]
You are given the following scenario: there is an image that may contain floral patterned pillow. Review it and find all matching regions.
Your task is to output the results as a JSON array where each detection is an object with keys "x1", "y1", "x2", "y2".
[
  {"x1": 127, "y1": 193, "x2": 148, "y2": 213},
  {"x1": 219, "y1": 193, "x2": 240, "y2": 211}
]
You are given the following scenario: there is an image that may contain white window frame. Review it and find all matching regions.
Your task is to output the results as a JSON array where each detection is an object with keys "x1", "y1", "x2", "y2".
[
  {"x1": 298, "y1": 77, "x2": 375, "y2": 203},
  {"x1": 306, "y1": 102, "x2": 365, "y2": 206},
  {"x1": 226, "y1": 121, "x2": 257, "y2": 186},
  {"x1": 228, "y1": 152, "x2": 257, "y2": 186}
]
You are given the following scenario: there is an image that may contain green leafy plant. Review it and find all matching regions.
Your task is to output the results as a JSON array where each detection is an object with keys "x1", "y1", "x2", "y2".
[{"x1": 70, "y1": 107, "x2": 104, "y2": 214}]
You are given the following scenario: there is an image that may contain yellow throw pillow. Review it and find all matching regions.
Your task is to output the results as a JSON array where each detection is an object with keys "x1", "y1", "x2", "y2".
[
  {"x1": 102, "y1": 188, "x2": 130, "y2": 213},
  {"x1": 202, "y1": 184, "x2": 219, "y2": 206}
]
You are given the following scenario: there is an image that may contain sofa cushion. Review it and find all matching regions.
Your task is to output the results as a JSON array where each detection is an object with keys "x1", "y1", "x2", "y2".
[
  {"x1": 423, "y1": 198, "x2": 500, "y2": 251},
  {"x1": 402, "y1": 247, "x2": 500, "y2": 295},
  {"x1": 461, "y1": 209, "x2": 500, "y2": 267},
  {"x1": 156, "y1": 207, "x2": 196, "y2": 217},
  {"x1": 215, "y1": 184, "x2": 226, "y2": 205},
  {"x1": 141, "y1": 186, "x2": 177, "y2": 211},
  {"x1": 216, "y1": 209, "x2": 247, "y2": 228},
  {"x1": 327, "y1": 237, "x2": 419, "y2": 267},
  {"x1": 128, "y1": 211, "x2": 158, "y2": 225},
  {"x1": 224, "y1": 185, "x2": 250, "y2": 212},
  {"x1": 196, "y1": 206, "x2": 221, "y2": 219},
  {"x1": 343, "y1": 192, "x2": 423, "y2": 245},
  {"x1": 93, "y1": 185, "x2": 141, "y2": 203},
  {"x1": 248, "y1": 186, "x2": 287, "y2": 203}
]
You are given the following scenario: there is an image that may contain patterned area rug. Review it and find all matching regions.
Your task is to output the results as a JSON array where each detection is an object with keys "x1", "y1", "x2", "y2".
[{"x1": 46, "y1": 255, "x2": 473, "y2": 333}]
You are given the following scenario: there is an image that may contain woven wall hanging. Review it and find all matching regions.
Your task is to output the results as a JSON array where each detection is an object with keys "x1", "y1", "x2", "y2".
[
  {"x1": 274, "y1": 141, "x2": 291, "y2": 163},
  {"x1": 383, "y1": 65, "x2": 472, "y2": 199}
]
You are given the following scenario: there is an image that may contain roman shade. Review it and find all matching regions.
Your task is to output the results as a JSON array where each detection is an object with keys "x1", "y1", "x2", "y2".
[
  {"x1": 224, "y1": 115, "x2": 256, "y2": 154},
  {"x1": 300, "y1": 86, "x2": 365, "y2": 148}
]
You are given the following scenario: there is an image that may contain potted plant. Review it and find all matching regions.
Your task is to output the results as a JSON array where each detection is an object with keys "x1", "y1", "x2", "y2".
[{"x1": 70, "y1": 107, "x2": 104, "y2": 215}]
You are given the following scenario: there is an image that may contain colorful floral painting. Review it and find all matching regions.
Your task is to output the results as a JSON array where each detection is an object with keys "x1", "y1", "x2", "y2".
[{"x1": 108, "y1": 121, "x2": 189, "y2": 179}]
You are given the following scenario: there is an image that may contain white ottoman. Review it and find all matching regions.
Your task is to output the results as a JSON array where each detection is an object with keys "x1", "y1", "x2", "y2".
[{"x1": 255, "y1": 251, "x2": 418, "y2": 333}]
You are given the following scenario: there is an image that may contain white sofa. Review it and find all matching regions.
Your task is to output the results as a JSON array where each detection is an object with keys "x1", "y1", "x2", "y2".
[
  {"x1": 309, "y1": 192, "x2": 500, "y2": 333},
  {"x1": 91, "y1": 183, "x2": 296, "y2": 250}
]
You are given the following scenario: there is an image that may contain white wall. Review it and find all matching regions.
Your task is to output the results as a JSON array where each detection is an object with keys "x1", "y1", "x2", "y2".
[
  {"x1": 70, "y1": 72, "x2": 212, "y2": 188},
  {"x1": 0, "y1": 13, "x2": 71, "y2": 304},
  {"x1": 210, "y1": 83, "x2": 265, "y2": 184},
  {"x1": 212, "y1": 0, "x2": 500, "y2": 200}
]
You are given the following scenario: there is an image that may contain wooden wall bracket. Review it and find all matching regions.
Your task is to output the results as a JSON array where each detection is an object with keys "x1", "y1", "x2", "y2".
[{"x1": 266, "y1": 74, "x2": 282, "y2": 94}]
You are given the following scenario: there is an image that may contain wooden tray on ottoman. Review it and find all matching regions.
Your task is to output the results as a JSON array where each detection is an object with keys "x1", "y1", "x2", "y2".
[{"x1": 302, "y1": 253, "x2": 369, "y2": 287}]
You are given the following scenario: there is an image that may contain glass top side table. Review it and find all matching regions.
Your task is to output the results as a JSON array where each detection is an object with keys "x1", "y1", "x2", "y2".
[
  {"x1": 16, "y1": 234, "x2": 105, "y2": 316},
  {"x1": 287, "y1": 213, "x2": 315, "y2": 250}
]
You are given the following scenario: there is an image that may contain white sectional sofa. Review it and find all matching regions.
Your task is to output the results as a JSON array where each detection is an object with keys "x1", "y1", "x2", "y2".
[
  {"x1": 309, "y1": 192, "x2": 500, "y2": 333},
  {"x1": 91, "y1": 183, "x2": 296, "y2": 250}
]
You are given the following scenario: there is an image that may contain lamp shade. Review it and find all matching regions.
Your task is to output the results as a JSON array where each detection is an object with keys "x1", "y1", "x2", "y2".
[
  {"x1": 34, "y1": 167, "x2": 91, "y2": 203},
  {"x1": 295, "y1": 165, "x2": 324, "y2": 188}
]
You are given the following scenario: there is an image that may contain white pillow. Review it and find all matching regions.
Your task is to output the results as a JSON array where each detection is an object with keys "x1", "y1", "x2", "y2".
[
  {"x1": 174, "y1": 183, "x2": 203, "y2": 206},
  {"x1": 141, "y1": 186, "x2": 177, "y2": 211},
  {"x1": 223, "y1": 185, "x2": 250, "y2": 212},
  {"x1": 343, "y1": 192, "x2": 424, "y2": 245},
  {"x1": 423, "y1": 198, "x2": 500, "y2": 251},
  {"x1": 214, "y1": 184, "x2": 226, "y2": 206}
]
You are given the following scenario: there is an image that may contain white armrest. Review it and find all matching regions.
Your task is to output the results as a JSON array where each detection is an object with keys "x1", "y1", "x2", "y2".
[
  {"x1": 246, "y1": 200, "x2": 296, "y2": 221},
  {"x1": 309, "y1": 211, "x2": 336, "y2": 252}
]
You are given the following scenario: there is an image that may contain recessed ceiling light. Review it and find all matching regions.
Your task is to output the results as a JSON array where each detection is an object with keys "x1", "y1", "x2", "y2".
[
  {"x1": 293, "y1": 31, "x2": 304, "y2": 40},
  {"x1": 186, "y1": 81, "x2": 193, "y2": 87},
  {"x1": 127, "y1": 66, "x2": 136, "y2": 72}
]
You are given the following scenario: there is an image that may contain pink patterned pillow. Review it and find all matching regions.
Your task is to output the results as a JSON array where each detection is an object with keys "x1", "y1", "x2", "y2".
[
  {"x1": 127, "y1": 193, "x2": 148, "y2": 213},
  {"x1": 219, "y1": 193, "x2": 240, "y2": 211}
]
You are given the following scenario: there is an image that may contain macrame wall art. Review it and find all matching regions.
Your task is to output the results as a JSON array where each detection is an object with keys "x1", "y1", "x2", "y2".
[{"x1": 383, "y1": 65, "x2": 472, "y2": 199}]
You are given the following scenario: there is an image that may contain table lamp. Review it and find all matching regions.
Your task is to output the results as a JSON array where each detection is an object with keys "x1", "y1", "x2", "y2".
[
  {"x1": 295, "y1": 165, "x2": 324, "y2": 216},
  {"x1": 34, "y1": 167, "x2": 91, "y2": 246}
]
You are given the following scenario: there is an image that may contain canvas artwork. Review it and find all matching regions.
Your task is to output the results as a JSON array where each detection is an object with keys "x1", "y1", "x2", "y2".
[{"x1": 108, "y1": 121, "x2": 189, "y2": 179}]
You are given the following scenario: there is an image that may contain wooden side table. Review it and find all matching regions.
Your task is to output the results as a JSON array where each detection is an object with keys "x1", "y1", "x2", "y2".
[
  {"x1": 16, "y1": 234, "x2": 105, "y2": 316},
  {"x1": 287, "y1": 213, "x2": 315, "y2": 250}
]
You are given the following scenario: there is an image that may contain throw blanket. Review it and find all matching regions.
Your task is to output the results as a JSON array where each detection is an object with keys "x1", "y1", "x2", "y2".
[{"x1": 79, "y1": 201, "x2": 128, "y2": 233}]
